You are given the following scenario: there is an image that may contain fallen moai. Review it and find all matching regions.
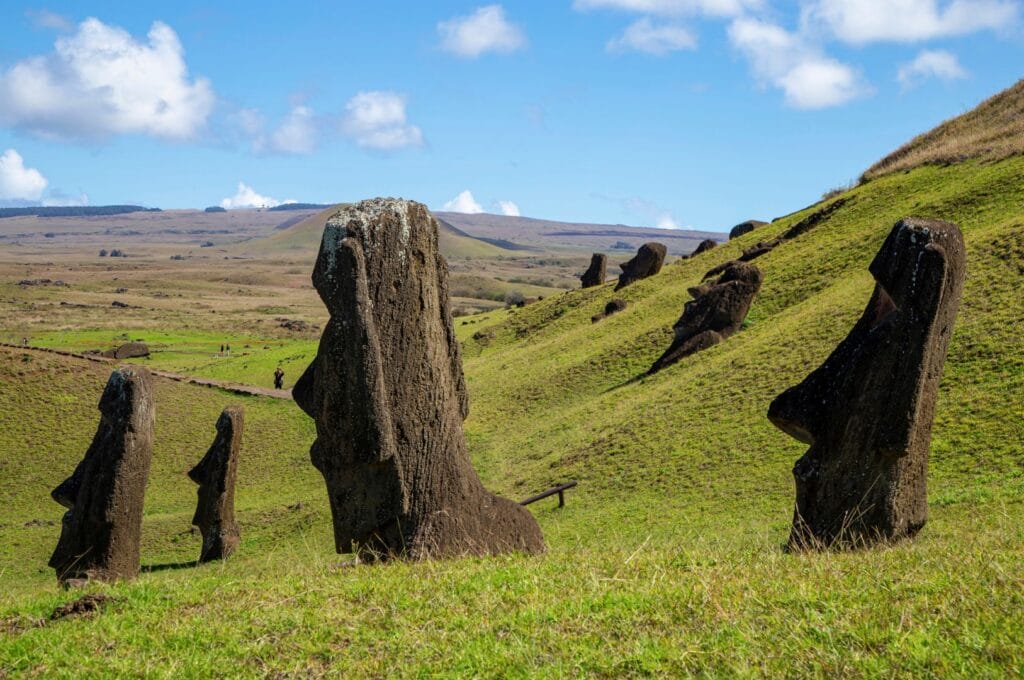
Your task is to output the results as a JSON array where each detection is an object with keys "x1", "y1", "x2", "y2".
[
  {"x1": 580, "y1": 253, "x2": 607, "y2": 288},
  {"x1": 648, "y1": 261, "x2": 763, "y2": 374},
  {"x1": 691, "y1": 239, "x2": 718, "y2": 257},
  {"x1": 729, "y1": 220, "x2": 767, "y2": 240},
  {"x1": 294, "y1": 198, "x2": 546, "y2": 560},
  {"x1": 50, "y1": 366, "x2": 154, "y2": 584},
  {"x1": 768, "y1": 218, "x2": 966, "y2": 549},
  {"x1": 188, "y1": 406, "x2": 243, "y2": 562},
  {"x1": 591, "y1": 298, "x2": 628, "y2": 323},
  {"x1": 615, "y1": 242, "x2": 667, "y2": 290}
]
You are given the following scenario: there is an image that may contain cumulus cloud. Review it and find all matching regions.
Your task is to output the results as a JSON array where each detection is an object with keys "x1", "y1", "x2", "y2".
[
  {"x1": 342, "y1": 91, "x2": 423, "y2": 150},
  {"x1": 0, "y1": 149, "x2": 48, "y2": 201},
  {"x1": 438, "y1": 5, "x2": 527, "y2": 57},
  {"x1": 656, "y1": 213, "x2": 681, "y2": 229},
  {"x1": 803, "y1": 0, "x2": 1019, "y2": 44},
  {"x1": 443, "y1": 190, "x2": 484, "y2": 214},
  {"x1": 259, "y1": 105, "x2": 319, "y2": 155},
  {"x1": 497, "y1": 200, "x2": 521, "y2": 216},
  {"x1": 898, "y1": 49, "x2": 969, "y2": 88},
  {"x1": 573, "y1": 0, "x2": 758, "y2": 17},
  {"x1": 729, "y1": 17, "x2": 869, "y2": 109},
  {"x1": 607, "y1": 18, "x2": 697, "y2": 53},
  {"x1": 0, "y1": 18, "x2": 214, "y2": 141},
  {"x1": 219, "y1": 182, "x2": 294, "y2": 210}
]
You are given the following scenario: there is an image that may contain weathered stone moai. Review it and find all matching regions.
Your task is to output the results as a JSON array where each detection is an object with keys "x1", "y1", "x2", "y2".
[
  {"x1": 691, "y1": 239, "x2": 718, "y2": 257},
  {"x1": 293, "y1": 198, "x2": 545, "y2": 560},
  {"x1": 50, "y1": 367, "x2": 154, "y2": 584},
  {"x1": 188, "y1": 406, "x2": 243, "y2": 562},
  {"x1": 768, "y1": 218, "x2": 966, "y2": 550},
  {"x1": 615, "y1": 242, "x2": 667, "y2": 290},
  {"x1": 648, "y1": 261, "x2": 763, "y2": 374},
  {"x1": 591, "y1": 298, "x2": 628, "y2": 323},
  {"x1": 729, "y1": 220, "x2": 767, "y2": 240},
  {"x1": 580, "y1": 253, "x2": 607, "y2": 288}
]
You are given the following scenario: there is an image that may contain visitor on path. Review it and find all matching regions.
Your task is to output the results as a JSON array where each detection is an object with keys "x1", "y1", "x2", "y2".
[{"x1": 274, "y1": 367, "x2": 284, "y2": 390}]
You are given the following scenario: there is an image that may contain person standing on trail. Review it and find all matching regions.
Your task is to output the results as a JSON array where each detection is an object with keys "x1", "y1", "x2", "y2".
[{"x1": 274, "y1": 367, "x2": 284, "y2": 390}]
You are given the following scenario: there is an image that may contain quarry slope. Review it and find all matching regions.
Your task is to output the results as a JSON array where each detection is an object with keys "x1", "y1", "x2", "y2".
[{"x1": 2, "y1": 158, "x2": 1023, "y2": 673}]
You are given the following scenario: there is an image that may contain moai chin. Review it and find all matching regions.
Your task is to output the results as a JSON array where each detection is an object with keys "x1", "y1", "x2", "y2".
[
  {"x1": 188, "y1": 406, "x2": 243, "y2": 562},
  {"x1": 768, "y1": 218, "x2": 966, "y2": 549},
  {"x1": 50, "y1": 367, "x2": 155, "y2": 584},
  {"x1": 293, "y1": 198, "x2": 546, "y2": 560}
]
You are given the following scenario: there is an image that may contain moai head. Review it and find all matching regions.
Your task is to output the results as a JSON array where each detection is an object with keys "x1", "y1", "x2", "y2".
[
  {"x1": 616, "y1": 242, "x2": 667, "y2": 290},
  {"x1": 768, "y1": 218, "x2": 966, "y2": 549},
  {"x1": 580, "y1": 253, "x2": 607, "y2": 288},
  {"x1": 50, "y1": 367, "x2": 154, "y2": 583},
  {"x1": 188, "y1": 406, "x2": 243, "y2": 562},
  {"x1": 293, "y1": 198, "x2": 544, "y2": 560}
]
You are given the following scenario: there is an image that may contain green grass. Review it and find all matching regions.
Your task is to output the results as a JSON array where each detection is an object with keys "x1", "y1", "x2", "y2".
[{"x1": 2, "y1": 156, "x2": 1024, "y2": 675}]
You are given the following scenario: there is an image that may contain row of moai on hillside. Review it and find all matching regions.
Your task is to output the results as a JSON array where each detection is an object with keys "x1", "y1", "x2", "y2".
[
  {"x1": 577, "y1": 207, "x2": 964, "y2": 547},
  {"x1": 49, "y1": 197, "x2": 964, "y2": 584},
  {"x1": 49, "y1": 373, "x2": 243, "y2": 584}
]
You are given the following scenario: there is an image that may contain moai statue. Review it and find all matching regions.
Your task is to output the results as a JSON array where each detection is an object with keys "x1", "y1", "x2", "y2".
[
  {"x1": 768, "y1": 218, "x2": 966, "y2": 549},
  {"x1": 188, "y1": 406, "x2": 243, "y2": 562},
  {"x1": 691, "y1": 239, "x2": 718, "y2": 257},
  {"x1": 580, "y1": 253, "x2": 607, "y2": 288},
  {"x1": 648, "y1": 261, "x2": 763, "y2": 374},
  {"x1": 293, "y1": 198, "x2": 546, "y2": 561},
  {"x1": 615, "y1": 242, "x2": 667, "y2": 290},
  {"x1": 50, "y1": 367, "x2": 155, "y2": 584}
]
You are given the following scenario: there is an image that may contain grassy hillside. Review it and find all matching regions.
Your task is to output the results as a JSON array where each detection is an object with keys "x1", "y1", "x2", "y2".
[
  {"x1": 2, "y1": 151, "x2": 1024, "y2": 674},
  {"x1": 863, "y1": 78, "x2": 1024, "y2": 181}
]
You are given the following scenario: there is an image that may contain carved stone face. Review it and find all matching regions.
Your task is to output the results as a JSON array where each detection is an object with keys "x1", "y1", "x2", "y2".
[
  {"x1": 50, "y1": 367, "x2": 154, "y2": 583},
  {"x1": 768, "y1": 218, "x2": 966, "y2": 548},
  {"x1": 187, "y1": 406, "x2": 242, "y2": 562}
]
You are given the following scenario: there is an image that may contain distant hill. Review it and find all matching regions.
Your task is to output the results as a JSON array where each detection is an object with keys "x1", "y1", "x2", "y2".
[
  {"x1": 0, "y1": 205, "x2": 155, "y2": 219},
  {"x1": 268, "y1": 203, "x2": 333, "y2": 211},
  {"x1": 863, "y1": 78, "x2": 1024, "y2": 181},
  {"x1": 434, "y1": 211, "x2": 724, "y2": 256}
]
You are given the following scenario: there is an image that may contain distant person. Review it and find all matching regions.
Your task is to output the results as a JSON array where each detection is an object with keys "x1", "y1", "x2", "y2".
[
  {"x1": 225, "y1": 344, "x2": 231, "y2": 354},
  {"x1": 220, "y1": 344, "x2": 224, "y2": 353},
  {"x1": 21, "y1": 337, "x2": 28, "y2": 346},
  {"x1": 274, "y1": 367, "x2": 284, "y2": 390}
]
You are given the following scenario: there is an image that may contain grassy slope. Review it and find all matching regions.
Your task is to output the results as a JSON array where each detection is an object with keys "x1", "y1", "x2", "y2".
[{"x1": 1, "y1": 158, "x2": 1023, "y2": 675}]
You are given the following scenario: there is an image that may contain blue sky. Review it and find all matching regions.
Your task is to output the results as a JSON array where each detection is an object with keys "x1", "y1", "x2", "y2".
[{"x1": 0, "y1": 1, "x2": 1020, "y2": 230}]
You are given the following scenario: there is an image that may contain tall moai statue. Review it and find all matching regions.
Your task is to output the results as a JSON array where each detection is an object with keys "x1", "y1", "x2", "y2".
[
  {"x1": 188, "y1": 406, "x2": 243, "y2": 562},
  {"x1": 293, "y1": 198, "x2": 546, "y2": 560},
  {"x1": 768, "y1": 218, "x2": 966, "y2": 549},
  {"x1": 615, "y1": 242, "x2": 667, "y2": 290},
  {"x1": 580, "y1": 253, "x2": 607, "y2": 288},
  {"x1": 50, "y1": 366, "x2": 155, "y2": 584}
]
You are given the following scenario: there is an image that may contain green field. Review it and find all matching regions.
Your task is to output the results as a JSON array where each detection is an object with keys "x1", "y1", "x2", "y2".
[{"x1": 1, "y1": 147, "x2": 1022, "y2": 675}]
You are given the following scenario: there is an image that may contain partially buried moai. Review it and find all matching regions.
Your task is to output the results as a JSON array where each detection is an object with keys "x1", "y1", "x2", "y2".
[
  {"x1": 768, "y1": 218, "x2": 966, "y2": 549},
  {"x1": 615, "y1": 242, "x2": 667, "y2": 290},
  {"x1": 580, "y1": 253, "x2": 607, "y2": 288},
  {"x1": 50, "y1": 366, "x2": 155, "y2": 584},
  {"x1": 293, "y1": 198, "x2": 546, "y2": 560},
  {"x1": 188, "y1": 406, "x2": 243, "y2": 562}
]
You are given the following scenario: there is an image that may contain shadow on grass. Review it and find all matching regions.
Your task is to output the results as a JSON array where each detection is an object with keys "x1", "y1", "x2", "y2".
[{"x1": 142, "y1": 561, "x2": 197, "y2": 573}]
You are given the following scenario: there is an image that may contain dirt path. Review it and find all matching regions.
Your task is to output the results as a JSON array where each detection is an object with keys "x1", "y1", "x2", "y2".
[{"x1": 0, "y1": 342, "x2": 293, "y2": 400}]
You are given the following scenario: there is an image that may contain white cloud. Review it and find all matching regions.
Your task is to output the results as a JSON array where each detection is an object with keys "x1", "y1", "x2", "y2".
[
  {"x1": 443, "y1": 190, "x2": 484, "y2": 214},
  {"x1": 342, "y1": 91, "x2": 423, "y2": 150},
  {"x1": 728, "y1": 18, "x2": 869, "y2": 109},
  {"x1": 42, "y1": 191, "x2": 89, "y2": 207},
  {"x1": 26, "y1": 9, "x2": 74, "y2": 31},
  {"x1": 438, "y1": 5, "x2": 527, "y2": 57},
  {"x1": 219, "y1": 182, "x2": 294, "y2": 210},
  {"x1": 898, "y1": 49, "x2": 969, "y2": 87},
  {"x1": 0, "y1": 149, "x2": 48, "y2": 200},
  {"x1": 497, "y1": 200, "x2": 521, "y2": 216},
  {"x1": 607, "y1": 18, "x2": 697, "y2": 54},
  {"x1": 803, "y1": 0, "x2": 1019, "y2": 44},
  {"x1": 656, "y1": 213, "x2": 681, "y2": 229},
  {"x1": 262, "y1": 105, "x2": 318, "y2": 155},
  {"x1": 0, "y1": 18, "x2": 214, "y2": 141},
  {"x1": 573, "y1": 0, "x2": 758, "y2": 17}
]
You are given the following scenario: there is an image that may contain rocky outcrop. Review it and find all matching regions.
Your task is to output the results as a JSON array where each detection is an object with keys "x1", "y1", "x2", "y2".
[
  {"x1": 691, "y1": 239, "x2": 718, "y2": 257},
  {"x1": 49, "y1": 367, "x2": 154, "y2": 584},
  {"x1": 580, "y1": 253, "x2": 607, "y2": 288},
  {"x1": 114, "y1": 342, "x2": 149, "y2": 359},
  {"x1": 649, "y1": 262, "x2": 763, "y2": 374},
  {"x1": 729, "y1": 220, "x2": 768, "y2": 240},
  {"x1": 591, "y1": 298, "x2": 628, "y2": 323},
  {"x1": 293, "y1": 198, "x2": 545, "y2": 560},
  {"x1": 768, "y1": 218, "x2": 966, "y2": 550},
  {"x1": 615, "y1": 242, "x2": 667, "y2": 291},
  {"x1": 188, "y1": 406, "x2": 243, "y2": 562}
]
